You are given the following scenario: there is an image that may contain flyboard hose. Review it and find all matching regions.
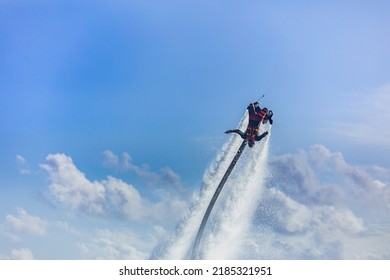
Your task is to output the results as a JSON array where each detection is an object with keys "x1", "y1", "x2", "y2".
[{"x1": 191, "y1": 139, "x2": 248, "y2": 259}]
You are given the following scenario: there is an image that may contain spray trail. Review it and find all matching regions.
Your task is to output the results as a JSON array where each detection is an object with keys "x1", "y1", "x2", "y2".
[
  {"x1": 152, "y1": 112, "x2": 271, "y2": 259},
  {"x1": 202, "y1": 126, "x2": 271, "y2": 259},
  {"x1": 191, "y1": 136, "x2": 248, "y2": 259}
]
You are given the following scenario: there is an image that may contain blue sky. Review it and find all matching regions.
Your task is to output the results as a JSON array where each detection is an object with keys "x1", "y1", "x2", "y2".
[{"x1": 1, "y1": 0, "x2": 390, "y2": 259}]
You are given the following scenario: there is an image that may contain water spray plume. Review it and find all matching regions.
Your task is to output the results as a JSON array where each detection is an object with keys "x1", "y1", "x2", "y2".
[{"x1": 152, "y1": 111, "x2": 271, "y2": 259}]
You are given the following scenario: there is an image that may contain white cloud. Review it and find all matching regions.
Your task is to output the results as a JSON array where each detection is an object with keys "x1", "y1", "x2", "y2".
[
  {"x1": 16, "y1": 155, "x2": 31, "y2": 175},
  {"x1": 266, "y1": 188, "x2": 364, "y2": 234},
  {"x1": 269, "y1": 145, "x2": 390, "y2": 219},
  {"x1": 5, "y1": 208, "x2": 47, "y2": 236},
  {"x1": 53, "y1": 220, "x2": 81, "y2": 236},
  {"x1": 40, "y1": 153, "x2": 188, "y2": 225},
  {"x1": 102, "y1": 150, "x2": 129, "y2": 171},
  {"x1": 248, "y1": 144, "x2": 390, "y2": 259},
  {"x1": 308, "y1": 145, "x2": 390, "y2": 213},
  {"x1": 0, "y1": 248, "x2": 34, "y2": 260},
  {"x1": 40, "y1": 154, "x2": 106, "y2": 214},
  {"x1": 104, "y1": 176, "x2": 146, "y2": 221},
  {"x1": 9, "y1": 248, "x2": 34, "y2": 260},
  {"x1": 346, "y1": 224, "x2": 390, "y2": 259},
  {"x1": 102, "y1": 150, "x2": 120, "y2": 169},
  {"x1": 102, "y1": 150, "x2": 160, "y2": 183},
  {"x1": 102, "y1": 151, "x2": 189, "y2": 194},
  {"x1": 104, "y1": 175, "x2": 188, "y2": 224},
  {"x1": 78, "y1": 228, "x2": 160, "y2": 259},
  {"x1": 102, "y1": 150, "x2": 139, "y2": 173}
]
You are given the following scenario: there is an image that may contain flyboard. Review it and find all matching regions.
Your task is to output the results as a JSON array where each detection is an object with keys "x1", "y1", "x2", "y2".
[{"x1": 191, "y1": 139, "x2": 248, "y2": 259}]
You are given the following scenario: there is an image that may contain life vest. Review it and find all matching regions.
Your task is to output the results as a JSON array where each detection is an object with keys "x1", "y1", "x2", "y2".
[
  {"x1": 258, "y1": 108, "x2": 268, "y2": 119},
  {"x1": 248, "y1": 107, "x2": 268, "y2": 126},
  {"x1": 245, "y1": 126, "x2": 259, "y2": 141}
]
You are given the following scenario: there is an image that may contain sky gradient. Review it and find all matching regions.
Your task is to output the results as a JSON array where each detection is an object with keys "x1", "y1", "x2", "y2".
[{"x1": 1, "y1": 0, "x2": 390, "y2": 259}]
